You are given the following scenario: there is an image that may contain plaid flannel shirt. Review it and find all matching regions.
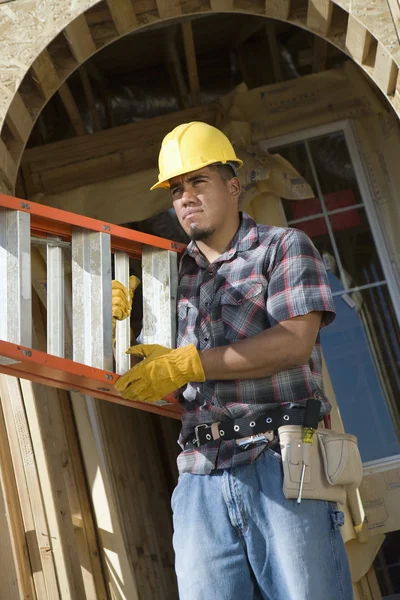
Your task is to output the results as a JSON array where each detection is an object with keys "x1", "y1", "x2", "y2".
[{"x1": 176, "y1": 212, "x2": 336, "y2": 475}]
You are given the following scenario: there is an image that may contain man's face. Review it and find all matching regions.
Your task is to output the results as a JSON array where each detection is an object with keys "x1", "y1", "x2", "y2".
[{"x1": 169, "y1": 166, "x2": 239, "y2": 241}]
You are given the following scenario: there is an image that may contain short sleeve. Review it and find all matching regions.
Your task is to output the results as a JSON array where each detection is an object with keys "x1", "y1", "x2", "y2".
[{"x1": 266, "y1": 228, "x2": 335, "y2": 328}]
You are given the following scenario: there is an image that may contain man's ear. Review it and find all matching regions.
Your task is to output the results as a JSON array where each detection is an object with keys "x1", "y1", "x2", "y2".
[{"x1": 228, "y1": 177, "x2": 241, "y2": 199}]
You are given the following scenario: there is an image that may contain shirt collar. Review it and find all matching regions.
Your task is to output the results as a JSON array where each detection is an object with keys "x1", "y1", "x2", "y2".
[{"x1": 182, "y1": 212, "x2": 259, "y2": 267}]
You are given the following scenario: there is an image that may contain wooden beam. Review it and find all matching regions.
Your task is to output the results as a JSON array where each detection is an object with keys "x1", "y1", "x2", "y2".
[
  {"x1": 31, "y1": 49, "x2": 60, "y2": 100},
  {"x1": 0, "y1": 400, "x2": 36, "y2": 600},
  {"x1": 0, "y1": 138, "x2": 18, "y2": 190},
  {"x1": 0, "y1": 375, "x2": 60, "y2": 599},
  {"x1": 58, "y1": 82, "x2": 86, "y2": 136},
  {"x1": 312, "y1": 36, "x2": 329, "y2": 72},
  {"x1": 266, "y1": 22, "x2": 284, "y2": 82},
  {"x1": 181, "y1": 21, "x2": 201, "y2": 106},
  {"x1": 266, "y1": 0, "x2": 291, "y2": 20},
  {"x1": 78, "y1": 66, "x2": 102, "y2": 132},
  {"x1": 307, "y1": 0, "x2": 333, "y2": 36},
  {"x1": 166, "y1": 27, "x2": 190, "y2": 109},
  {"x1": 5, "y1": 93, "x2": 33, "y2": 145},
  {"x1": 156, "y1": 0, "x2": 182, "y2": 19},
  {"x1": 374, "y1": 43, "x2": 399, "y2": 95},
  {"x1": 21, "y1": 103, "x2": 217, "y2": 195},
  {"x1": 345, "y1": 15, "x2": 373, "y2": 63},
  {"x1": 106, "y1": 0, "x2": 138, "y2": 35},
  {"x1": 64, "y1": 15, "x2": 97, "y2": 64}
]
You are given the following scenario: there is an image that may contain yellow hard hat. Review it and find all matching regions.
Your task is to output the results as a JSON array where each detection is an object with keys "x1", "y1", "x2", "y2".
[{"x1": 150, "y1": 122, "x2": 243, "y2": 190}]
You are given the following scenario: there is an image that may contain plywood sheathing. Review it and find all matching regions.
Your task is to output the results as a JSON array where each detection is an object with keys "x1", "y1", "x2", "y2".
[{"x1": 2, "y1": 0, "x2": 400, "y2": 193}]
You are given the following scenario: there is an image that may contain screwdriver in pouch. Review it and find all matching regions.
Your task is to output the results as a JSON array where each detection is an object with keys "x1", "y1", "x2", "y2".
[{"x1": 297, "y1": 398, "x2": 321, "y2": 504}]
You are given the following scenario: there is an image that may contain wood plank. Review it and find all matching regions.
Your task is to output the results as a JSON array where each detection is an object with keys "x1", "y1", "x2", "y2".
[
  {"x1": 0, "y1": 375, "x2": 60, "y2": 600},
  {"x1": 345, "y1": 15, "x2": 373, "y2": 63},
  {"x1": 78, "y1": 66, "x2": 102, "y2": 132},
  {"x1": 266, "y1": 22, "x2": 284, "y2": 82},
  {"x1": 307, "y1": 0, "x2": 333, "y2": 35},
  {"x1": 58, "y1": 391, "x2": 109, "y2": 600},
  {"x1": 0, "y1": 138, "x2": 18, "y2": 189},
  {"x1": 374, "y1": 43, "x2": 399, "y2": 95},
  {"x1": 312, "y1": 36, "x2": 329, "y2": 72},
  {"x1": 156, "y1": 0, "x2": 182, "y2": 18},
  {"x1": 166, "y1": 27, "x2": 190, "y2": 109},
  {"x1": 31, "y1": 49, "x2": 60, "y2": 100},
  {"x1": 6, "y1": 93, "x2": 33, "y2": 145},
  {"x1": 181, "y1": 21, "x2": 201, "y2": 106},
  {"x1": 0, "y1": 400, "x2": 36, "y2": 600},
  {"x1": 64, "y1": 14, "x2": 97, "y2": 64},
  {"x1": 21, "y1": 375, "x2": 87, "y2": 600},
  {"x1": 58, "y1": 83, "x2": 86, "y2": 136},
  {"x1": 106, "y1": 0, "x2": 138, "y2": 35},
  {"x1": 21, "y1": 104, "x2": 217, "y2": 195},
  {"x1": 266, "y1": 0, "x2": 291, "y2": 19}
]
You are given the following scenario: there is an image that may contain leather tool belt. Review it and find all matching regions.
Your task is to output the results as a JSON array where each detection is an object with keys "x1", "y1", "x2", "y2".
[{"x1": 191, "y1": 407, "x2": 307, "y2": 448}]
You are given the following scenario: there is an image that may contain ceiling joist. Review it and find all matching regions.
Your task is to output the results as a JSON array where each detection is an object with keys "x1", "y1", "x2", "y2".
[
  {"x1": 106, "y1": 0, "x2": 138, "y2": 35},
  {"x1": 64, "y1": 14, "x2": 97, "y2": 64},
  {"x1": 181, "y1": 21, "x2": 201, "y2": 106}
]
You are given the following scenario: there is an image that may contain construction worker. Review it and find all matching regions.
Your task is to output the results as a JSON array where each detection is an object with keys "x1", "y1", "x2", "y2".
[{"x1": 113, "y1": 122, "x2": 353, "y2": 599}]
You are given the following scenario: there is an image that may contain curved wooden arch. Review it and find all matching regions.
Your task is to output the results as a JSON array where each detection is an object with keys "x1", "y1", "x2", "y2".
[{"x1": 1, "y1": 0, "x2": 399, "y2": 194}]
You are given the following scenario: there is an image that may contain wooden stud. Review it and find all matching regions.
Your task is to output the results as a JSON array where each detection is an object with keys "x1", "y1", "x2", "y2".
[
  {"x1": 374, "y1": 43, "x2": 399, "y2": 95},
  {"x1": 312, "y1": 36, "x2": 329, "y2": 72},
  {"x1": 78, "y1": 66, "x2": 102, "y2": 132},
  {"x1": 0, "y1": 139, "x2": 18, "y2": 190},
  {"x1": 58, "y1": 390, "x2": 108, "y2": 600},
  {"x1": 5, "y1": 93, "x2": 33, "y2": 145},
  {"x1": 64, "y1": 15, "x2": 97, "y2": 64},
  {"x1": 0, "y1": 375, "x2": 60, "y2": 599},
  {"x1": 307, "y1": 0, "x2": 333, "y2": 36},
  {"x1": 181, "y1": 21, "x2": 201, "y2": 106},
  {"x1": 156, "y1": 0, "x2": 182, "y2": 19},
  {"x1": 58, "y1": 82, "x2": 86, "y2": 136},
  {"x1": 266, "y1": 22, "x2": 284, "y2": 82},
  {"x1": 0, "y1": 400, "x2": 36, "y2": 600},
  {"x1": 345, "y1": 15, "x2": 373, "y2": 64},
  {"x1": 266, "y1": 0, "x2": 291, "y2": 20},
  {"x1": 166, "y1": 27, "x2": 190, "y2": 109},
  {"x1": 106, "y1": 0, "x2": 138, "y2": 35},
  {"x1": 31, "y1": 49, "x2": 60, "y2": 100}
]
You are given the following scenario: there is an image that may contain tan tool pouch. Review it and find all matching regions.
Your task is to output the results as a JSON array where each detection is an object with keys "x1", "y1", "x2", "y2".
[{"x1": 278, "y1": 425, "x2": 363, "y2": 505}]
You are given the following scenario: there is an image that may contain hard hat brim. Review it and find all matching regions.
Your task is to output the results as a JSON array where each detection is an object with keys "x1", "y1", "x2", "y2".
[{"x1": 150, "y1": 159, "x2": 243, "y2": 191}]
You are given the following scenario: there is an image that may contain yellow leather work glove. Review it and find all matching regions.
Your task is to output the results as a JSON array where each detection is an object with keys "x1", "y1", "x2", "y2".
[
  {"x1": 114, "y1": 344, "x2": 206, "y2": 403},
  {"x1": 112, "y1": 275, "x2": 140, "y2": 345}
]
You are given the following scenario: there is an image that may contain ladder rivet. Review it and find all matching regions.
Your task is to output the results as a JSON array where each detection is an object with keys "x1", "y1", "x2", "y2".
[
  {"x1": 26, "y1": 203, "x2": 30, "y2": 209},
  {"x1": 20, "y1": 202, "x2": 25, "y2": 208}
]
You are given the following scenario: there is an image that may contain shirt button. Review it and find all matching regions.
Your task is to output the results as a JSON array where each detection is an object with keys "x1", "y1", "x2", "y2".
[
  {"x1": 204, "y1": 336, "x2": 209, "y2": 342},
  {"x1": 205, "y1": 301, "x2": 210, "y2": 307},
  {"x1": 211, "y1": 401, "x2": 215, "y2": 406},
  {"x1": 208, "y1": 269, "x2": 213, "y2": 275}
]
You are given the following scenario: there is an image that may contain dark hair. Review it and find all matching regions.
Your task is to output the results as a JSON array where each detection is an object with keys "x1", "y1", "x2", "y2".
[{"x1": 209, "y1": 163, "x2": 237, "y2": 182}]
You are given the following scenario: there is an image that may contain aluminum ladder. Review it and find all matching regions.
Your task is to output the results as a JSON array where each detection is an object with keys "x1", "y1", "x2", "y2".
[{"x1": 0, "y1": 193, "x2": 184, "y2": 419}]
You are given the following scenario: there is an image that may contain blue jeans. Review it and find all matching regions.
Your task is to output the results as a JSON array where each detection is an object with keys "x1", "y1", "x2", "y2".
[{"x1": 172, "y1": 446, "x2": 353, "y2": 600}]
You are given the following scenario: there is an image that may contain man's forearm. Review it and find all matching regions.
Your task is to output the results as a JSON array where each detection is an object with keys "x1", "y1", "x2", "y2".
[{"x1": 199, "y1": 312, "x2": 322, "y2": 381}]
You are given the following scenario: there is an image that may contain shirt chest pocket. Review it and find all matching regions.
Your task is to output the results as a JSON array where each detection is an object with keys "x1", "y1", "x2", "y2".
[{"x1": 220, "y1": 280, "x2": 266, "y2": 341}]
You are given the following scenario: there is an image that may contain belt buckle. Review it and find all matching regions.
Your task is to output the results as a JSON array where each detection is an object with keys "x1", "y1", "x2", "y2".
[{"x1": 194, "y1": 424, "x2": 208, "y2": 447}]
